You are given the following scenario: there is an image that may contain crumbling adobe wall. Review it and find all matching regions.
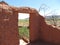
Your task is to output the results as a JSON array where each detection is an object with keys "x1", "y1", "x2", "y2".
[
  {"x1": 1, "y1": 1, "x2": 60, "y2": 45},
  {"x1": 30, "y1": 13, "x2": 60, "y2": 44},
  {"x1": 0, "y1": 10, "x2": 19, "y2": 45},
  {"x1": 38, "y1": 14, "x2": 60, "y2": 44}
]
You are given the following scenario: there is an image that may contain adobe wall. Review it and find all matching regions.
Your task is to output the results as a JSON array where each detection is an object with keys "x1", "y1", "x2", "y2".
[
  {"x1": 18, "y1": 7, "x2": 60, "y2": 44},
  {"x1": 29, "y1": 13, "x2": 40, "y2": 42},
  {"x1": 38, "y1": 15, "x2": 60, "y2": 44},
  {"x1": 0, "y1": 2, "x2": 60, "y2": 44},
  {"x1": 29, "y1": 13, "x2": 60, "y2": 44},
  {"x1": 0, "y1": 10, "x2": 19, "y2": 45},
  {"x1": 18, "y1": 7, "x2": 40, "y2": 42}
]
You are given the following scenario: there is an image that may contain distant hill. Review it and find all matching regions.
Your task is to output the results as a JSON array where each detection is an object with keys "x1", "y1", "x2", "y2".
[
  {"x1": 18, "y1": 18, "x2": 29, "y2": 26},
  {"x1": 45, "y1": 15, "x2": 60, "y2": 19}
]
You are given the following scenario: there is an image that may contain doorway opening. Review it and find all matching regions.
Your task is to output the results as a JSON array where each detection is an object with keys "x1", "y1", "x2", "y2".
[{"x1": 18, "y1": 13, "x2": 30, "y2": 44}]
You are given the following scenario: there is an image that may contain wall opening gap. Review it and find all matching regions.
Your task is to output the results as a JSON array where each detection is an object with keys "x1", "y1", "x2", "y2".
[{"x1": 18, "y1": 13, "x2": 30, "y2": 45}]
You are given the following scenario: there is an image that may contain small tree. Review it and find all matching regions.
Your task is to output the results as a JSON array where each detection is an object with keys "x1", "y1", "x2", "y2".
[
  {"x1": 51, "y1": 15, "x2": 57, "y2": 26},
  {"x1": 39, "y1": 4, "x2": 50, "y2": 17}
]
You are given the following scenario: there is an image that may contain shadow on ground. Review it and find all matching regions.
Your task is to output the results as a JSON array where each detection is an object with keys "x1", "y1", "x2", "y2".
[{"x1": 27, "y1": 40, "x2": 60, "y2": 45}]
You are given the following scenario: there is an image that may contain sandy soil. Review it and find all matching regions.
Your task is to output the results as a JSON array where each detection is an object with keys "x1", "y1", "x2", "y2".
[{"x1": 20, "y1": 39, "x2": 28, "y2": 45}]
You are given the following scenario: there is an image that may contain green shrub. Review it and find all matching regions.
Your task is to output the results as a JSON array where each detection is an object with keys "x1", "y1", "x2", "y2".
[{"x1": 18, "y1": 26, "x2": 29, "y2": 39}]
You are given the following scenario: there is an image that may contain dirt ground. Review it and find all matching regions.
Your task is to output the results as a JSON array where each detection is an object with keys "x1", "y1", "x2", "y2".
[{"x1": 20, "y1": 39, "x2": 28, "y2": 45}]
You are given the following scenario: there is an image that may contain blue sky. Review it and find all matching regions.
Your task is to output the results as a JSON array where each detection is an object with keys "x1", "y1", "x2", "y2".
[{"x1": 1, "y1": 0, "x2": 60, "y2": 16}]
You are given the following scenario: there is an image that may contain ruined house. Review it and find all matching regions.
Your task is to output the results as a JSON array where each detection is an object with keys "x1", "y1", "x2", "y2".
[{"x1": 0, "y1": 1, "x2": 60, "y2": 45}]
